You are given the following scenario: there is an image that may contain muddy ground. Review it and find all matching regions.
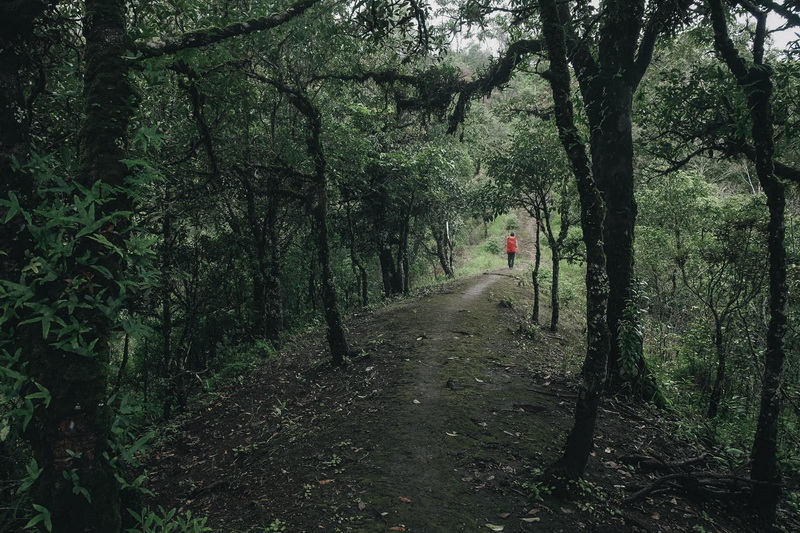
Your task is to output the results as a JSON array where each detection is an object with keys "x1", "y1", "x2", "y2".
[{"x1": 138, "y1": 258, "x2": 798, "y2": 532}]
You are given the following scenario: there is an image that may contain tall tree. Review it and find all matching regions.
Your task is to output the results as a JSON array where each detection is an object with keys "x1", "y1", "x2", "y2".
[
  {"x1": 20, "y1": 0, "x2": 133, "y2": 528},
  {"x1": 538, "y1": 0, "x2": 611, "y2": 483},
  {"x1": 708, "y1": 0, "x2": 790, "y2": 525},
  {"x1": 550, "y1": 0, "x2": 691, "y2": 399}
]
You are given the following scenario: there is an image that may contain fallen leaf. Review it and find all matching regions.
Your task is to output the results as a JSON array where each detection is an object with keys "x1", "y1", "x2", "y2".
[
  {"x1": 521, "y1": 518, "x2": 540, "y2": 523},
  {"x1": 413, "y1": 399, "x2": 421, "y2": 404},
  {"x1": 604, "y1": 447, "x2": 612, "y2": 454},
  {"x1": 399, "y1": 496, "x2": 412, "y2": 503},
  {"x1": 358, "y1": 501, "x2": 366, "y2": 510},
  {"x1": 527, "y1": 509, "x2": 540, "y2": 515},
  {"x1": 318, "y1": 479, "x2": 334, "y2": 485},
  {"x1": 416, "y1": 337, "x2": 424, "y2": 341},
  {"x1": 475, "y1": 377, "x2": 484, "y2": 383},
  {"x1": 561, "y1": 507, "x2": 574, "y2": 514},
  {"x1": 388, "y1": 527, "x2": 406, "y2": 532},
  {"x1": 446, "y1": 431, "x2": 458, "y2": 437},
  {"x1": 485, "y1": 525, "x2": 504, "y2": 531},
  {"x1": 497, "y1": 512, "x2": 511, "y2": 519},
  {"x1": 651, "y1": 513, "x2": 660, "y2": 520}
]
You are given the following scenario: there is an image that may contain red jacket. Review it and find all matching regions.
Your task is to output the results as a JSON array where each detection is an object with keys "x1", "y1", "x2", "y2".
[{"x1": 506, "y1": 236, "x2": 518, "y2": 253}]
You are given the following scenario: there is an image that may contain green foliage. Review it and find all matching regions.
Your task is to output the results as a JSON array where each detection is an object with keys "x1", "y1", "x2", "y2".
[
  {"x1": 521, "y1": 469, "x2": 552, "y2": 501},
  {"x1": 262, "y1": 519, "x2": 287, "y2": 532},
  {"x1": 618, "y1": 282, "x2": 648, "y2": 381},
  {"x1": 23, "y1": 504, "x2": 52, "y2": 532},
  {"x1": 483, "y1": 238, "x2": 502, "y2": 255},
  {"x1": 0, "y1": 154, "x2": 155, "y2": 355},
  {"x1": 126, "y1": 506, "x2": 210, "y2": 533},
  {"x1": 504, "y1": 215, "x2": 519, "y2": 230}
]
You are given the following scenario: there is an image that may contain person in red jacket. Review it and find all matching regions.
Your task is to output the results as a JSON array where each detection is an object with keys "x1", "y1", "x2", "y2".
[{"x1": 506, "y1": 232, "x2": 518, "y2": 269}]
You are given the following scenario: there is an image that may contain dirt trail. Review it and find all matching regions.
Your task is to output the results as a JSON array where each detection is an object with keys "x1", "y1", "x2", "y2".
[
  {"x1": 348, "y1": 273, "x2": 515, "y2": 531},
  {"x1": 142, "y1": 233, "x2": 764, "y2": 532},
  {"x1": 144, "y1": 266, "x2": 573, "y2": 532}
]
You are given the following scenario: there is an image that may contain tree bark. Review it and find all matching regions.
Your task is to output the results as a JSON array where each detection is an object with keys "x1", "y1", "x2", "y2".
[
  {"x1": 287, "y1": 89, "x2": 350, "y2": 365},
  {"x1": 539, "y1": 0, "x2": 610, "y2": 484},
  {"x1": 24, "y1": 0, "x2": 134, "y2": 529},
  {"x1": 432, "y1": 223, "x2": 455, "y2": 278},
  {"x1": 707, "y1": 316, "x2": 726, "y2": 419},
  {"x1": 709, "y1": 1, "x2": 788, "y2": 526},
  {"x1": 562, "y1": 0, "x2": 681, "y2": 403},
  {"x1": 550, "y1": 245, "x2": 561, "y2": 333},
  {"x1": 531, "y1": 213, "x2": 541, "y2": 324}
]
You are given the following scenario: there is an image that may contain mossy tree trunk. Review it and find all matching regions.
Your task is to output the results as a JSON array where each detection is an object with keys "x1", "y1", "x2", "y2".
[
  {"x1": 538, "y1": 0, "x2": 611, "y2": 483},
  {"x1": 561, "y1": 0, "x2": 689, "y2": 404},
  {"x1": 25, "y1": 0, "x2": 134, "y2": 529},
  {"x1": 709, "y1": 0, "x2": 788, "y2": 526},
  {"x1": 431, "y1": 224, "x2": 455, "y2": 278},
  {"x1": 282, "y1": 87, "x2": 350, "y2": 365}
]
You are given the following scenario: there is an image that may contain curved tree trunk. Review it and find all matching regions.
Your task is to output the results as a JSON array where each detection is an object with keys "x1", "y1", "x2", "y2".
[
  {"x1": 539, "y1": 0, "x2": 610, "y2": 484},
  {"x1": 709, "y1": 1, "x2": 788, "y2": 526}
]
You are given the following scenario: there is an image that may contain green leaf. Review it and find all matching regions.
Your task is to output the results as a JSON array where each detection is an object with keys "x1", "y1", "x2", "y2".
[
  {"x1": 87, "y1": 233, "x2": 123, "y2": 256},
  {"x1": 26, "y1": 504, "x2": 52, "y2": 532},
  {"x1": 3, "y1": 191, "x2": 20, "y2": 223}
]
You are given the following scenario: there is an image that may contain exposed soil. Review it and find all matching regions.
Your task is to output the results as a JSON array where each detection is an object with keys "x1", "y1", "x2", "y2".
[{"x1": 139, "y1": 239, "x2": 796, "y2": 532}]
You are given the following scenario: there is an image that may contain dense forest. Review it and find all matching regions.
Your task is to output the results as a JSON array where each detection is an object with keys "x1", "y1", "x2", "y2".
[{"x1": 1, "y1": 0, "x2": 799, "y2": 531}]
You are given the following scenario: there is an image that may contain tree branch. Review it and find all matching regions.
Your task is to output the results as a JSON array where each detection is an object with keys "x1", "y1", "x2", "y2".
[
  {"x1": 135, "y1": 0, "x2": 320, "y2": 59},
  {"x1": 447, "y1": 39, "x2": 545, "y2": 133},
  {"x1": 755, "y1": 0, "x2": 800, "y2": 28},
  {"x1": 633, "y1": 0, "x2": 693, "y2": 87}
]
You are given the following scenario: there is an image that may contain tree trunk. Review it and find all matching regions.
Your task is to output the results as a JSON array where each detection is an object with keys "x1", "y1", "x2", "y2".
[
  {"x1": 539, "y1": 0, "x2": 610, "y2": 484},
  {"x1": 312, "y1": 191, "x2": 350, "y2": 365},
  {"x1": 432, "y1": 224, "x2": 455, "y2": 278},
  {"x1": 379, "y1": 244, "x2": 402, "y2": 296},
  {"x1": 709, "y1": 2, "x2": 787, "y2": 525},
  {"x1": 707, "y1": 317, "x2": 725, "y2": 419},
  {"x1": 550, "y1": 245, "x2": 561, "y2": 333},
  {"x1": 532, "y1": 214, "x2": 541, "y2": 323},
  {"x1": 562, "y1": 0, "x2": 666, "y2": 402},
  {"x1": 24, "y1": 0, "x2": 134, "y2": 528},
  {"x1": 289, "y1": 90, "x2": 350, "y2": 365}
]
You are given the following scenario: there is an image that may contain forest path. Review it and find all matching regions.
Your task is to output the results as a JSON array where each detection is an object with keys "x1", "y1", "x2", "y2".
[
  {"x1": 142, "y1": 219, "x2": 756, "y2": 532},
  {"x1": 141, "y1": 263, "x2": 763, "y2": 532},
  {"x1": 142, "y1": 259, "x2": 581, "y2": 532}
]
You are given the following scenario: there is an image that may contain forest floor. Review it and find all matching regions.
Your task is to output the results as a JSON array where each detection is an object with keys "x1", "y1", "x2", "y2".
[{"x1": 139, "y1": 242, "x2": 796, "y2": 532}]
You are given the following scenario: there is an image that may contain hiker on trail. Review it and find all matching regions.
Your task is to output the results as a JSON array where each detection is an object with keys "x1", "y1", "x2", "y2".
[{"x1": 506, "y1": 232, "x2": 518, "y2": 269}]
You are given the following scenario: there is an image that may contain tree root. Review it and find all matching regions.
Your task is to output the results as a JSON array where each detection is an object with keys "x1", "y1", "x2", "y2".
[{"x1": 623, "y1": 471, "x2": 757, "y2": 504}]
